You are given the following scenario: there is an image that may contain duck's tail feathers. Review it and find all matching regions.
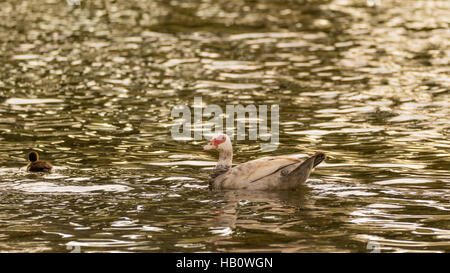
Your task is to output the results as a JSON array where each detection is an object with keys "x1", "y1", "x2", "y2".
[{"x1": 283, "y1": 152, "x2": 326, "y2": 182}]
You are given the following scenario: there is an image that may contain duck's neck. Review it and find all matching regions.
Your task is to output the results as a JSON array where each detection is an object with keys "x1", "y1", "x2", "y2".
[{"x1": 216, "y1": 149, "x2": 232, "y2": 170}]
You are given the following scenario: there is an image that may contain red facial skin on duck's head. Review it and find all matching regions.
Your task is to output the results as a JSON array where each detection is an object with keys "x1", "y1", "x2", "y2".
[{"x1": 211, "y1": 135, "x2": 226, "y2": 148}]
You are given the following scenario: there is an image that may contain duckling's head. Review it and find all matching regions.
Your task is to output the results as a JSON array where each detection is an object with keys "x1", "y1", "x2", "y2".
[
  {"x1": 28, "y1": 151, "x2": 39, "y2": 162},
  {"x1": 203, "y1": 134, "x2": 232, "y2": 152}
]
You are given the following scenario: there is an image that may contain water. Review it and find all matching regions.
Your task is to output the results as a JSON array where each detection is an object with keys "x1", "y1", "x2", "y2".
[{"x1": 0, "y1": 0, "x2": 449, "y2": 252}]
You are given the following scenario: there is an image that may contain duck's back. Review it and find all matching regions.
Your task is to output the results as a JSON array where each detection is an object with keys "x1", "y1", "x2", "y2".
[
  {"x1": 210, "y1": 153, "x2": 325, "y2": 190},
  {"x1": 210, "y1": 155, "x2": 304, "y2": 190}
]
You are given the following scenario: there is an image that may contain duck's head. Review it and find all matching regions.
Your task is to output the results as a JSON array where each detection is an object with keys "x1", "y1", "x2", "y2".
[
  {"x1": 203, "y1": 134, "x2": 232, "y2": 152},
  {"x1": 28, "y1": 151, "x2": 39, "y2": 162}
]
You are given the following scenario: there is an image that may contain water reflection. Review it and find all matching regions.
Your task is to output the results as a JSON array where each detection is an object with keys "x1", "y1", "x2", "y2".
[{"x1": 0, "y1": 0, "x2": 449, "y2": 252}]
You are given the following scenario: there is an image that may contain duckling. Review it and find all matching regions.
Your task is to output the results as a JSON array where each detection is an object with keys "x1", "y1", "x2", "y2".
[{"x1": 27, "y1": 151, "x2": 53, "y2": 172}]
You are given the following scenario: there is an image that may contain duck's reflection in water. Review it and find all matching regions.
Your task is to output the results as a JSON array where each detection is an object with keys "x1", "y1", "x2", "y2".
[{"x1": 208, "y1": 187, "x2": 315, "y2": 251}]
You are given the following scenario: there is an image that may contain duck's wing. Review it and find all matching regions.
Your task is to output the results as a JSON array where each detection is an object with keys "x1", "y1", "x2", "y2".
[{"x1": 211, "y1": 156, "x2": 303, "y2": 189}]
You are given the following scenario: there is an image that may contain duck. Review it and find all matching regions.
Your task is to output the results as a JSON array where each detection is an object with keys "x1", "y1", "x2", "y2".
[
  {"x1": 204, "y1": 134, "x2": 325, "y2": 190},
  {"x1": 27, "y1": 151, "x2": 53, "y2": 172}
]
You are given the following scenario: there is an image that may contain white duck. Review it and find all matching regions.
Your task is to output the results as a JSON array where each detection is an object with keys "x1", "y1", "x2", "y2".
[{"x1": 204, "y1": 134, "x2": 326, "y2": 190}]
